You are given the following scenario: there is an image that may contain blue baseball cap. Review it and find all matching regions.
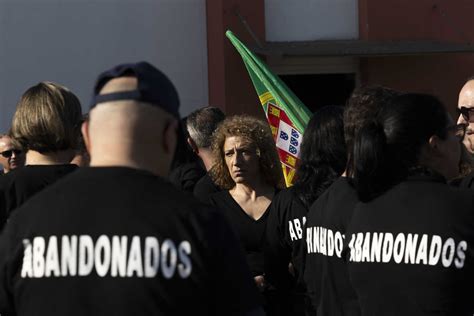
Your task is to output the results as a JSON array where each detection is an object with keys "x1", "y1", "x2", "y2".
[{"x1": 90, "y1": 61, "x2": 180, "y2": 118}]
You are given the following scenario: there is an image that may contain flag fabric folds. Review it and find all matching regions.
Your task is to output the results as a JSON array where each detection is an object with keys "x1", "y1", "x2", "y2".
[{"x1": 225, "y1": 30, "x2": 312, "y2": 187}]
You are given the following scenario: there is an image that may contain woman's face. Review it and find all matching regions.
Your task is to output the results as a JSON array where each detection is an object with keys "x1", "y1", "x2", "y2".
[{"x1": 223, "y1": 136, "x2": 260, "y2": 185}]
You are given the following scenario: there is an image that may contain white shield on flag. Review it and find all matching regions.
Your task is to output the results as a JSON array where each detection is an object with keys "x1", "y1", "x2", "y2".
[{"x1": 275, "y1": 120, "x2": 302, "y2": 158}]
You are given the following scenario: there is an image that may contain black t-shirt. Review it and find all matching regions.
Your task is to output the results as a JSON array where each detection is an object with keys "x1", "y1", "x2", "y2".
[
  {"x1": 0, "y1": 164, "x2": 78, "y2": 227},
  {"x1": 264, "y1": 188, "x2": 308, "y2": 316},
  {"x1": 346, "y1": 175, "x2": 474, "y2": 316},
  {"x1": 304, "y1": 177, "x2": 360, "y2": 316},
  {"x1": 451, "y1": 171, "x2": 474, "y2": 189},
  {"x1": 264, "y1": 188, "x2": 307, "y2": 291},
  {"x1": 169, "y1": 161, "x2": 205, "y2": 193},
  {"x1": 0, "y1": 175, "x2": 10, "y2": 227},
  {"x1": 209, "y1": 191, "x2": 271, "y2": 277},
  {"x1": 0, "y1": 167, "x2": 261, "y2": 316},
  {"x1": 193, "y1": 173, "x2": 221, "y2": 203}
]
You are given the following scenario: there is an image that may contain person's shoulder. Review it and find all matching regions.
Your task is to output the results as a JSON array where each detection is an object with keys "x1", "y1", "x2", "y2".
[
  {"x1": 272, "y1": 187, "x2": 302, "y2": 208},
  {"x1": 195, "y1": 173, "x2": 211, "y2": 186},
  {"x1": 6, "y1": 164, "x2": 78, "y2": 185},
  {"x1": 193, "y1": 174, "x2": 221, "y2": 201},
  {"x1": 169, "y1": 162, "x2": 205, "y2": 192},
  {"x1": 310, "y1": 177, "x2": 351, "y2": 205},
  {"x1": 451, "y1": 171, "x2": 474, "y2": 189},
  {"x1": 9, "y1": 167, "x2": 221, "y2": 224},
  {"x1": 208, "y1": 190, "x2": 229, "y2": 202},
  {"x1": 0, "y1": 169, "x2": 16, "y2": 189}
]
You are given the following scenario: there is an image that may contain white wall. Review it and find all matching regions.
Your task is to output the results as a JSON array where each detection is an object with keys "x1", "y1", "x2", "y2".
[
  {"x1": 265, "y1": 0, "x2": 358, "y2": 41},
  {"x1": 0, "y1": 0, "x2": 208, "y2": 132}
]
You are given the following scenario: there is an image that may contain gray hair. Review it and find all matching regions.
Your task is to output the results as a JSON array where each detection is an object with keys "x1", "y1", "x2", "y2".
[{"x1": 186, "y1": 106, "x2": 225, "y2": 148}]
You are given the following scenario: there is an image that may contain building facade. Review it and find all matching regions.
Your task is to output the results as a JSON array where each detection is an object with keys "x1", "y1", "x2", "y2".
[{"x1": 208, "y1": 0, "x2": 474, "y2": 118}]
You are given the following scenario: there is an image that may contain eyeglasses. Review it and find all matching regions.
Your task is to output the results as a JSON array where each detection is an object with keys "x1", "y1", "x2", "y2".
[
  {"x1": 457, "y1": 107, "x2": 474, "y2": 123},
  {"x1": 444, "y1": 123, "x2": 467, "y2": 141},
  {"x1": 0, "y1": 149, "x2": 22, "y2": 158}
]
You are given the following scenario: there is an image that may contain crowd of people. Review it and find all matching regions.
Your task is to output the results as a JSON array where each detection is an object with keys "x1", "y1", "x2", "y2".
[{"x1": 0, "y1": 61, "x2": 473, "y2": 316}]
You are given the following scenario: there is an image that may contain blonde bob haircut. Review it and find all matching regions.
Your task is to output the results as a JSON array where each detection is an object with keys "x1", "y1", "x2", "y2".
[
  {"x1": 210, "y1": 114, "x2": 284, "y2": 190},
  {"x1": 11, "y1": 82, "x2": 82, "y2": 153}
]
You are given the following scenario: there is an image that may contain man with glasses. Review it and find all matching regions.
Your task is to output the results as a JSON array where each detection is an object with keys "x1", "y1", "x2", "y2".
[
  {"x1": 457, "y1": 77, "x2": 474, "y2": 153},
  {"x1": 0, "y1": 134, "x2": 24, "y2": 174}
]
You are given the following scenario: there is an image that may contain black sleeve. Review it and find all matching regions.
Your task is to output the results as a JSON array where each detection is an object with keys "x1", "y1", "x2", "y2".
[
  {"x1": 5, "y1": 181, "x2": 18, "y2": 219},
  {"x1": 0, "y1": 176, "x2": 11, "y2": 230},
  {"x1": 0, "y1": 220, "x2": 19, "y2": 315},
  {"x1": 206, "y1": 210, "x2": 262, "y2": 315}
]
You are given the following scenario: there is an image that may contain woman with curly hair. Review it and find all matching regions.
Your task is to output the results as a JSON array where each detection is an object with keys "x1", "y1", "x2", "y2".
[{"x1": 209, "y1": 114, "x2": 283, "y2": 311}]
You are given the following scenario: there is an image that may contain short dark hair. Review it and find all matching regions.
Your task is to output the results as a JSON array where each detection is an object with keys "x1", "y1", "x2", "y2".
[
  {"x1": 186, "y1": 106, "x2": 225, "y2": 148},
  {"x1": 343, "y1": 85, "x2": 400, "y2": 151},
  {"x1": 11, "y1": 82, "x2": 82, "y2": 153}
]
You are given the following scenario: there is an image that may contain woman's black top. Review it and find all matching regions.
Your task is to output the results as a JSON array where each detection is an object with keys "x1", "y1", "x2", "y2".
[
  {"x1": 209, "y1": 191, "x2": 272, "y2": 277},
  {"x1": 346, "y1": 174, "x2": 474, "y2": 316},
  {"x1": 304, "y1": 177, "x2": 360, "y2": 316}
]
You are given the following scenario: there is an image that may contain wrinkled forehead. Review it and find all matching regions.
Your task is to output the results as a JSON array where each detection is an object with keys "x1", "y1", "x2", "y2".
[{"x1": 223, "y1": 135, "x2": 256, "y2": 150}]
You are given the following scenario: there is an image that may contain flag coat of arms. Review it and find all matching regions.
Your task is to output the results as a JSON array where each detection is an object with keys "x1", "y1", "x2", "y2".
[{"x1": 226, "y1": 31, "x2": 312, "y2": 186}]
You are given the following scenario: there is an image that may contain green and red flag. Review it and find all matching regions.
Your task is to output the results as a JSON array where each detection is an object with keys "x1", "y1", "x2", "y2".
[{"x1": 226, "y1": 30, "x2": 312, "y2": 187}]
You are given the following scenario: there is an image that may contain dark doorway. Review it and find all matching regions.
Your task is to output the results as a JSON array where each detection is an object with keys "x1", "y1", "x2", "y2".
[{"x1": 280, "y1": 73, "x2": 356, "y2": 113}]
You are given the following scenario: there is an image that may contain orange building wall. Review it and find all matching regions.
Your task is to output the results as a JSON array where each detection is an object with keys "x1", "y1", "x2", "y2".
[{"x1": 359, "y1": 0, "x2": 474, "y2": 117}]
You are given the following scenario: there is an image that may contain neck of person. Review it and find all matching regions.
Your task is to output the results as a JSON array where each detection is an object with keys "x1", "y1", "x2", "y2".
[
  {"x1": 197, "y1": 148, "x2": 214, "y2": 171},
  {"x1": 89, "y1": 149, "x2": 170, "y2": 177},
  {"x1": 26, "y1": 149, "x2": 75, "y2": 166},
  {"x1": 230, "y1": 177, "x2": 274, "y2": 201}
]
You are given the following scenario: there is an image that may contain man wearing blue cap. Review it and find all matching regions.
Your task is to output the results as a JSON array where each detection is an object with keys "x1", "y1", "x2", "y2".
[{"x1": 0, "y1": 62, "x2": 263, "y2": 316}]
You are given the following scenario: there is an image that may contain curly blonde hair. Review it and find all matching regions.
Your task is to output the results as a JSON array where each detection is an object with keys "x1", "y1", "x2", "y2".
[{"x1": 210, "y1": 115, "x2": 283, "y2": 190}]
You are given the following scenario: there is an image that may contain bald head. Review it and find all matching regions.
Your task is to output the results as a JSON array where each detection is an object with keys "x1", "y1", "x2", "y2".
[
  {"x1": 458, "y1": 79, "x2": 474, "y2": 153},
  {"x1": 83, "y1": 76, "x2": 178, "y2": 176}
]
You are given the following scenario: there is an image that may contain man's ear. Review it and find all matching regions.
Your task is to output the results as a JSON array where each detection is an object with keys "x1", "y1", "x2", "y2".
[
  {"x1": 81, "y1": 120, "x2": 91, "y2": 154},
  {"x1": 187, "y1": 137, "x2": 198, "y2": 154},
  {"x1": 428, "y1": 135, "x2": 442, "y2": 156},
  {"x1": 163, "y1": 119, "x2": 178, "y2": 154}
]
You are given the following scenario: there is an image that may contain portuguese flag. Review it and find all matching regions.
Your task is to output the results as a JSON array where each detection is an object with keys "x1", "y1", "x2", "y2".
[{"x1": 226, "y1": 30, "x2": 312, "y2": 187}]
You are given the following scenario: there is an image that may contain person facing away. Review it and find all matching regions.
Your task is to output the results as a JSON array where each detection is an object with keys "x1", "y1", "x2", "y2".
[
  {"x1": 168, "y1": 115, "x2": 206, "y2": 193},
  {"x1": 347, "y1": 93, "x2": 474, "y2": 315},
  {"x1": 303, "y1": 86, "x2": 400, "y2": 316},
  {"x1": 0, "y1": 82, "x2": 81, "y2": 228},
  {"x1": 0, "y1": 134, "x2": 25, "y2": 174},
  {"x1": 186, "y1": 106, "x2": 226, "y2": 202},
  {"x1": 264, "y1": 105, "x2": 347, "y2": 316},
  {"x1": 0, "y1": 62, "x2": 263, "y2": 316}
]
